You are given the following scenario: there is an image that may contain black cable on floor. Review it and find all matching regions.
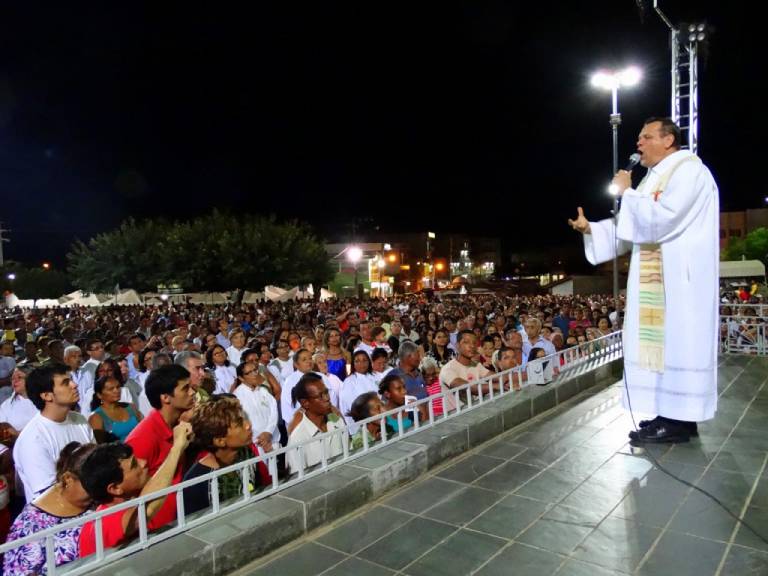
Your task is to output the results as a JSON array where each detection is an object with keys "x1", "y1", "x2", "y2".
[{"x1": 623, "y1": 370, "x2": 768, "y2": 546}]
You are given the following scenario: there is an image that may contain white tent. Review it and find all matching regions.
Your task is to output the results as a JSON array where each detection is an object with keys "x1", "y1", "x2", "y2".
[
  {"x1": 99, "y1": 289, "x2": 143, "y2": 306},
  {"x1": 58, "y1": 290, "x2": 82, "y2": 305},
  {"x1": 57, "y1": 291, "x2": 101, "y2": 307},
  {"x1": 242, "y1": 291, "x2": 266, "y2": 304},
  {"x1": 719, "y1": 260, "x2": 766, "y2": 279},
  {"x1": 5, "y1": 293, "x2": 63, "y2": 309},
  {"x1": 264, "y1": 286, "x2": 287, "y2": 302},
  {"x1": 187, "y1": 292, "x2": 231, "y2": 305},
  {"x1": 75, "y1": 293, "x2": 102, "y2": 307}
]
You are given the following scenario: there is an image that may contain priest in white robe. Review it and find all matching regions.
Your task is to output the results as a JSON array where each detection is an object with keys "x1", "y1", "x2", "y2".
[{"x1": 569, "y1": 117, "x2": 719, "y2": 443}]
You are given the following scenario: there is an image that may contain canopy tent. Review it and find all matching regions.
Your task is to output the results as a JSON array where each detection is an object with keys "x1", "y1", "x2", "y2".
[
  {"x1": 187, "y1": 292, "x2": 231, "y2": 305},
  {"x1": 4, "y1": 285, "x2": 337, "y2": 310},
  {"x1": 242, "y1": 291, "x2": 266, "y2": 304},
  {"x1": 4, "y1": 293, "x2": 60, "y2": 309},
  {"x1": 99, "y1": 289, "x2": 143, "y2": 306},
  {"x1": 719, "y1": 260, "x2": 766, "y2": 279}
]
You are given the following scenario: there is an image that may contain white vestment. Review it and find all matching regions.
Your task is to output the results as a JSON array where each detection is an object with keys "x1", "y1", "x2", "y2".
[{"x1": 583, "y1": 149, "x2": 719, "y2": 421}]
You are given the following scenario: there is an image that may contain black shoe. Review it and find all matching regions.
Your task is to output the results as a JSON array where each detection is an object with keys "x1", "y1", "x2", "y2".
[
  {"x1": 629, "y1": 420, "x2": 690, "y2": 444},
  {"x1": 638, "y1": 416, "x2": 662, "y2": 429},
  {"x1": 637, "y1": 417, "x2": 698, "y2": 437}
]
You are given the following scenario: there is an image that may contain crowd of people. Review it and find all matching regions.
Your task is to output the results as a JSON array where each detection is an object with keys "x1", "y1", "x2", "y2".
[{"x1": 0, "y1": 292, "x2": 621, "y2": 574}]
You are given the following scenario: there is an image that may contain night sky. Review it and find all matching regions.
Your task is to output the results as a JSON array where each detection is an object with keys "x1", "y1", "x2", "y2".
[{"x1": 0, "y1": 1, "x2": 760, "y2": 268}]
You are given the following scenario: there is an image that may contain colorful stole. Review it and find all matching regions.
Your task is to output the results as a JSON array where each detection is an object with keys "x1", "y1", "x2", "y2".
[{"x1": 636, "y1": 154, "x2": 700, "y2": 373}]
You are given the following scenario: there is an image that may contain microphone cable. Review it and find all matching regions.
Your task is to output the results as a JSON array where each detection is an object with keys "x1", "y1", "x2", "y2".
[{"x1": 622, "y1": 366, "x2": 768, "y2": 546}]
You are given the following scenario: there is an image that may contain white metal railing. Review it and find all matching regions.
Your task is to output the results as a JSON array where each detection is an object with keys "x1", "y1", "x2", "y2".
[
  {"x1": 0, "y1": 331, "x2": 624, "y2": 575},
  {"x1": 720, "y1": 316, "x2": 767, "y2": 355}
]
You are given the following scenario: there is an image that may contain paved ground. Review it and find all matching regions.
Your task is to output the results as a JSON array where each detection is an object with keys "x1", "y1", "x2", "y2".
[{"x1": 236, "y1": 355, "x2": 768, "y2": 576}]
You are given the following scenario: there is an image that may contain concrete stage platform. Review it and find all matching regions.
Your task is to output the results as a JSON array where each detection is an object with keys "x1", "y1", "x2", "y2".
[{"x1": 238, "y1": 355, "x2": 768, "y2": 576}]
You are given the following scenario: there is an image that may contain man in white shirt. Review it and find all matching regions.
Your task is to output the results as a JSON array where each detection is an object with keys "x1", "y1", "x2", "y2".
[
  {"x1": 440, "y1": 330, "x2": 495, "y2": 400},
  {"x1": 234, "y1": 362, "x2": 279, "y2": 453},
  {"x1": 286, "y1": 373, "x2": 346, "y2": 475},
  {"x1": 13, "y1": 363, "x2": 94, "y2": 502},
  {"x1": 399, "y1": 317, "x2": 420, "y2": 343},
  {"x1": 82, "y1": 338, "x2": 106, "y2": 377},
  {"x1": 63, "y1": 345, "x2": 93, "y2": 408},
  {"x1": 353, "y1": 320, "x2": 376, "y2": 357},
  {"x1": 521, "y1": 317, "x2": 556, "y2": 359}
]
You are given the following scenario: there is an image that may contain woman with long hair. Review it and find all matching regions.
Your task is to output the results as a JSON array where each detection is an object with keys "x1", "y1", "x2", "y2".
[
  {"x1": 427, "y1": 328, "x2": 455, "y2": 368},
  {"x1": 322, "y1": 327, "x2": 350, "y2": 382}
]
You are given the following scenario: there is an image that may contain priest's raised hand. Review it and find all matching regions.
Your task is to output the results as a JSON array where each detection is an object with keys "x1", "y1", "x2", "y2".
[{"x1": 567, "y1": 207, "x2": 591, "y2": 235}]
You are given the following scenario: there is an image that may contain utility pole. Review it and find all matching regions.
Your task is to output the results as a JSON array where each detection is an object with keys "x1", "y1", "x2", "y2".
[{"x1": 0, "y1": 222, "x2": 10, "y2": 267}]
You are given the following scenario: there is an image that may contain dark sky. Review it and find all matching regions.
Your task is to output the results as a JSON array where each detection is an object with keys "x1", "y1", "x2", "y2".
[{"x1": 0, "y1": 1, "x2": 761, "y2": 268}]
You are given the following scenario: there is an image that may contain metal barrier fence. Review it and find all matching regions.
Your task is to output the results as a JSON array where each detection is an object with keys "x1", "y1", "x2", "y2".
[
  {"x1": 0, "y1": 331, "x2": 624, "y2": 575},
  {"x1": 719, "y1": 304, "x2": 767, "y2": 355}
]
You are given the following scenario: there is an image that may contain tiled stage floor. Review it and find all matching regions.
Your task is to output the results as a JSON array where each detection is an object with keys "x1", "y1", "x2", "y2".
[{"x1": 238, "y1": 355, "x2": 768, "y2": 576}]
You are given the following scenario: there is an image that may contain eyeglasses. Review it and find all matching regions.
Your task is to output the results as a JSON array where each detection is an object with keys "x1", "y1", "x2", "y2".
[
  {"x1": 307, "y1": 390, "x2": 331, "y2": 400},
  {"x1": 242, "y1": 369, "x2": 259, "y2": 377},
  {"x1": 213, "y1": 350, "x2": 227, "y2": 356}
]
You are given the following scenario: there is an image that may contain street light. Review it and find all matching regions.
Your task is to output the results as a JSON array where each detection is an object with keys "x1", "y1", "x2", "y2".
[
  {"x1": 42, "y1": 262, "x2": 51, "y2": 270},
  {"x1": 6, "y1": 273, "x2": 15, "y2": 281},
  {"x1": 591, "y1": 65, "x2": 642, "y2": 322},
  {"x1": 347, "y1": 246, "x2": 362, "y2": 299}
]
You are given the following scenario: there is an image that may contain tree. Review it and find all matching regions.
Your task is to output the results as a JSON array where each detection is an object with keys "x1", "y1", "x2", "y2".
[
  {"x1": 67, "y1": 211, "x2": 335, "y2": 294},
  {"x1": 722, "y1": 227, "x2": 768, "y2": 265}
]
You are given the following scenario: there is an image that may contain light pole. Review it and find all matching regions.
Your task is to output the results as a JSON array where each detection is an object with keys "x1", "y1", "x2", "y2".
[
  {"x1": 591, "y1": 66, "x2": 641, "y2": 318},
  {"x1": 347, "y1": 246, "x2": 363, "y2": 299}
]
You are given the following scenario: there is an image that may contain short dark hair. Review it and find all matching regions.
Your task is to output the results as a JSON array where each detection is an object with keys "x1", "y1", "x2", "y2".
[
  {"x1": 371, "y1": 327, "x2": 386, "y2": 340},
  {"x1": 378, "y1": 373, "x2": 404, "y2": 396},
  {"x1": 371, "y1": 348, "x2": 389, "y2": 363},
  {"x1": 348, "y1": 392, "x2": 379, "y2": 421},
  {"x1": 80, "y1": 442, "x2": 134, "y2": 504},
  {"x1": 145, "y1": 364, "x2": 190, "y2": 409},
  {"x1": 291, "y1": 372, "x2": 323, "y2": 407},
  {"x1": 292, "y1": 348, "x2": 311, "y2": 367},
  {"x1": 129, "y1": 333, "x2": 146, "y2": 343},
  {"x1": 644, "y1": 117, "x2": 682, "y2": 149},
  {"x1": 86, "y1": 338, "x2": 103, "y2": 352},
  {"x1": 239, "y1": 347, "x2": 260, "y2": 363},
  {"x1": 26, "y1": 363, "x2": 69, "y2": 410},
  {"x1": 457, "y1": 329, "x2": 475, "y2": 343}
]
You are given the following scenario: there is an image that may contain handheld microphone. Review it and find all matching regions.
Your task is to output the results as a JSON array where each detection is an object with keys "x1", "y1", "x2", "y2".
[{"x1": 625, "y1": 153, "x2": 641, "y2": 171}]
